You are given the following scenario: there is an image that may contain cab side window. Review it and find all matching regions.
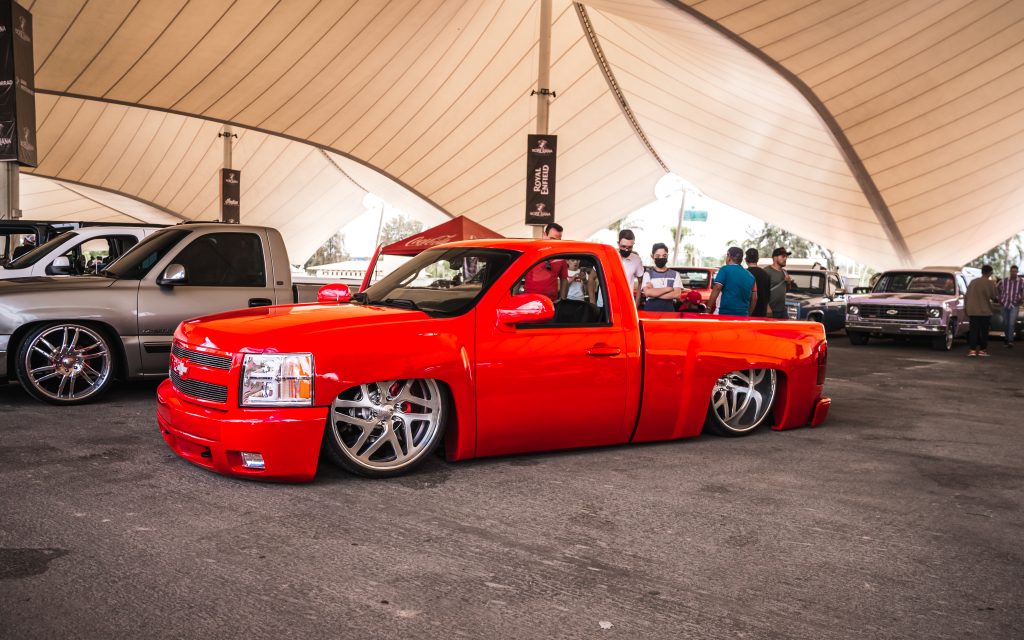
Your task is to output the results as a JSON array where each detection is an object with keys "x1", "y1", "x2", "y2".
[
  {"x1": 171, "y1": 233, "x2": 267, "y2": 287},
  {"x1": 512, "y1": 253, "x2": 609, "y2": 326}
]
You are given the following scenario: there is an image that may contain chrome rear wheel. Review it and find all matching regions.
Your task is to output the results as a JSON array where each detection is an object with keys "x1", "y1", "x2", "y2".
[{"x1": 705, "y1": 369, "x2": 777, "y2": 436}]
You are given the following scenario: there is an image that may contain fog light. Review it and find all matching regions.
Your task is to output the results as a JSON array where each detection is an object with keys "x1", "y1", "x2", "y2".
[{"x1": 240, "y1": 452, "x2": 265, "y2": 469}]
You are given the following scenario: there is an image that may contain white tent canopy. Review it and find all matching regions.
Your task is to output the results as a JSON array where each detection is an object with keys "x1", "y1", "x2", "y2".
[{"x1": 17, "y1": 0, "x2": 1024, "y2": 269}]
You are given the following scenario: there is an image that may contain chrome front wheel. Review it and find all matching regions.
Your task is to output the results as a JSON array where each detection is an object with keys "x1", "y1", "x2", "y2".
[
  {"x1": 705, "y1": 369, "x2": 777, "y2": 436},
  {"x1": 325, "y1": 379, "x2": 446, "y2": 477},
  {"x1": 16, "y1": 323, "x2": 115, "y2": 405}
]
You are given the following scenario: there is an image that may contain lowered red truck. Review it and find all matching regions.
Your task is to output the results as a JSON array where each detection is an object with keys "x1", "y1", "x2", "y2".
[{"x1": 157, "y1": 240, "x2": 830, "y2": 481}]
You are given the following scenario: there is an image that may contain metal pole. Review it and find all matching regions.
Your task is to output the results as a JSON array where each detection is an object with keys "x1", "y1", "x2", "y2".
[
  {"x1": 222, "y1": 125, "x2": 233, "y2": 170},
  {"x1": 533, "y1": 0, "x2": 552, "y2": 239},
  {"x1": 0, "y1": 163, "x2": 20, "y2": 219},
  {"x1": 672, "y1": 188, "x2": 686, "y2": 264}
]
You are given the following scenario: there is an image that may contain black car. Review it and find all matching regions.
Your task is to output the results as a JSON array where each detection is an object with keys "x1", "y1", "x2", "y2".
[{"x1": 783, "y1": 267, "x2": 849, "y2": 334}]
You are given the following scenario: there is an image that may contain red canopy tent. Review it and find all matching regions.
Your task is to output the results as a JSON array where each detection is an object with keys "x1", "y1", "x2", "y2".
[{"x1": 360, "y1": 215, "x2": 503, "y2": 290}]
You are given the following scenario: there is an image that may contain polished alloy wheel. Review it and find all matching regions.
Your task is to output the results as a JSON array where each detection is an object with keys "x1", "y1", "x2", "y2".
[
  {"x1": 706, "y1": 369, "x2": 777, "y2": 436},
  {"x1": 20, "y1": 323, "x2": 113, "y2": 403},
  {"x1": 327, "y1": 379, "x2": 444, "y2": 475}
]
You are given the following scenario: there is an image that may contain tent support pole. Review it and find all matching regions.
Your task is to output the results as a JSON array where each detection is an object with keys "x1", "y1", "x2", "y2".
[{"x1": 532, "y1": 0, "x2": 552, "y2": 239}]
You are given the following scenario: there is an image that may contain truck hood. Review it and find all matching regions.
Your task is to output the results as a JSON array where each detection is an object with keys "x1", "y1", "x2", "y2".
[
  {"x1": 177, "y1": 302, "x2": 431, "y2": 353},
  {"x1": 0, "y1": 275, "x2": 117, "y2": 294},
  {"x1": 849, "y1": 292, "x2": 955, "y2": 304}
]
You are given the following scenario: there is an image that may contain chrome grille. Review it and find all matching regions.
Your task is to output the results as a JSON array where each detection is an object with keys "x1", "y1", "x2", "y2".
[
  {"x1": 858, "y1": 304, "x2": 928, "y2": 321},
  {"x1": 170, "y1": 368, "x2": 228, "y2": 403},
  {"x1": 172, "y1": 343, "x2": 232, "y2": 369}
]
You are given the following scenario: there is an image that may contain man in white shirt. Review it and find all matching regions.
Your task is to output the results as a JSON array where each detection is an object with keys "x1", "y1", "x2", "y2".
[{"x1": 617, "y1": 229, "x2": 645, "y2": 306}]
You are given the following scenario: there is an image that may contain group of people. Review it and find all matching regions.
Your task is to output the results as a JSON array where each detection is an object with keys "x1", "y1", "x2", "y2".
[{"x1": 965, "y1": 263, "x2": 1022, "y2": 356}]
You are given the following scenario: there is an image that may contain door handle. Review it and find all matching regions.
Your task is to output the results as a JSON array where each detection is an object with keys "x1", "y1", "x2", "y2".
[
  {"x1": 248, "y1": 298, "x2": 273, "y2": 307},
  {"x1": 586, "y1": 344, "x2": 621, "y2": 357}
]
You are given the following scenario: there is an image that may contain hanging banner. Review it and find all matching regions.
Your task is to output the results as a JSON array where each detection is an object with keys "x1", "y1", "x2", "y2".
[
  {"x1": 0, "y1": 0, "x2": 35, "y2": 166},
  {"x1": 220, "y1": 169, "x2": 240, "y2": 223},
  {"x1": 525, "y1": 134, "x2": 556, "y2": 226}
]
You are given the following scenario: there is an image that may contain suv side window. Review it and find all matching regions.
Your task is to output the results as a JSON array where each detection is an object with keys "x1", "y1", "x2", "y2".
[
  {"x1": 512, "y1": 253, "x2": 609, "y2": 326},
  {"x1": 171, "y1": 232, "x2": 267, "y2": 287}
]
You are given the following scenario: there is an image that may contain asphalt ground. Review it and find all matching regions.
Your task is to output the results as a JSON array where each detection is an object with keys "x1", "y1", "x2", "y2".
[{"x1": 1, "y1": 336, "x2": 1022, "y2": 639}]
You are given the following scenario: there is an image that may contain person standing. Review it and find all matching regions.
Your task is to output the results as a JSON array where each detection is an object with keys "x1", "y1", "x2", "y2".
[
  {"x1": 745, "y1": 248, "x2": 771, "y2": 318},
  {"x1": 708, "y1": 246, "x2": 756, "y2": 317},
  {"x1": 765, "y1": 247, "x2": 793, "y2": 319},
  {"x1": 524, "y1": 223, "x2": 567, "y2": 301},
  {"x1": 641, "y1": 243, "x2": 683, "y2": 312},
  {"x1": 997, "y1": 264, "x2": 1022, "y2": 347},
  {"x1": 965, "y1": 264, "x2": 999, "y2": 357},
  {"x1": 616, "y1": 229, "x2": 645, "y2": 307}
]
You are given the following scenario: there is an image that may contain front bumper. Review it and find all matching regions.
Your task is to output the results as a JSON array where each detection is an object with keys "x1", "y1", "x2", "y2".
[
  {"x1": 156, "y1": 379, "x2": 328, "y2": 482},
  {"x1": 846, "y1": 319, "x2": 945, "y2": 336}
]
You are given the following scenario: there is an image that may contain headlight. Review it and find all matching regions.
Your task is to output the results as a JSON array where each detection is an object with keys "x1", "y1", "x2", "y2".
[
  {"x1": 241, "y1": 353, "x2": 314, "y2": 406},
  {"x1": 786, "y1": 305, "x2": 799, "y2": 320},
  {"x1": 927, "y1": 308, "x2": 941, "y2": 318},
  {"x1": 848, "y1": 305, "x2": 859, "y2": 315}
]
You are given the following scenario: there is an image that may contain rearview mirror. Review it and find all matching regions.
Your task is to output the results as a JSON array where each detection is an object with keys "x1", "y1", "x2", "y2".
[
  {"x1": 47, "y1": 256, "x2": 73, "y2": 276},
  {"x1": 157, "y1": 263, "x2": 187, "y2": 286},
  {"x1": 317, "y1": 283, "x2": 352, "y2": 304},
  {"x1": 496, "y1": 294, "x2": 555, "y2": 328}
]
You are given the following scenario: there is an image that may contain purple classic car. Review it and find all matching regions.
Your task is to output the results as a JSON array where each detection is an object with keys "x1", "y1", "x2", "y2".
[{"x1": 845, "y1": 268, "x2": 976, "y2": 351}]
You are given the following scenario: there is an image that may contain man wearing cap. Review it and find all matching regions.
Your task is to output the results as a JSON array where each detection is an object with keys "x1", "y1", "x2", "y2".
[
  {"x1": 766, "y1": 247, "x2": 794, "y2": 319},
  {"x1": 708, "y1": 246, "x2": 756, "y2": 317},
  {"x1": 745, "y1": 248, "x2": 770, "y2": 318}
]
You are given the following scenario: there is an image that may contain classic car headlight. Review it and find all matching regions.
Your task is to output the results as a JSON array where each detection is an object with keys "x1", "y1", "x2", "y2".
[
  {"x1": 241, "y1": 353, "x2": 314, "y2": 406},
  {"x1": 927, "y1": 308, "x2": 942, "y2": 318},
  {"x1": 848, "y1": 305, "x2": 859, "y2": 316},
  {"x1": 786, "y1": 305, "x2": 799, "y2": 320}
]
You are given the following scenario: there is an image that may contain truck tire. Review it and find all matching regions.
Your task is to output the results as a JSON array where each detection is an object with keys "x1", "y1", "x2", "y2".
[
  {"x1": 324, "y1": 378, "x2": 447, "y2": 478},
  {"x1": 15, "y1": 322, "x2": 115, "y2": 405},
  {"x1": 848, "y1": 331, "x2": 869, "y2": 345},
  {"x1": 931, "y1": 321, "x2": 955, "y2": 351},
  {"x1": 704, "y1": 369, "x2": 777, "y2": 437}
]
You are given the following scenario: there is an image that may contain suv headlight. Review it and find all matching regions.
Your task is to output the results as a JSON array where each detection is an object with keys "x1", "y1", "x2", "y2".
[
  {"x1": 241, "y1": 353, "x2": 314, "y2": 406},
  {"x1": 927, "y1": 308, "x2": 942, "y2": 318},
  {"x1": 786, "y1": 304, "x2": 799, "y2": 320},
  {"x1": 848, "y1": 305, "x2": 859, "y2": 316}
]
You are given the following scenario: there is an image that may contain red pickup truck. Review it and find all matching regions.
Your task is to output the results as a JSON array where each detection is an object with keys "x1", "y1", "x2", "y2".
[{"x1": 157, "y1": 240, "x2": 830, "y2": 481}]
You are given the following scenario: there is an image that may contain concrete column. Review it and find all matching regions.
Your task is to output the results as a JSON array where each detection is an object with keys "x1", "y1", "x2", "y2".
[{"x1": 0, "y1": 162, "x2": 20, "y2": 219}]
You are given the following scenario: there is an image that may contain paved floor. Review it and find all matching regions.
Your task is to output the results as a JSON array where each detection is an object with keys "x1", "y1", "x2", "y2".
[{"x1": 1, "y1": 338, "x2": 1022, "y2": 639}]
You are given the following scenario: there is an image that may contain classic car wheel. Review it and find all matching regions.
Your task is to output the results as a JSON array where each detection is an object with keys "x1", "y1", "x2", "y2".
[
  {"x1": 848, "y1": 331, "x2": 869, "y2": 345},
  {"x1": 704, "y1": 369, "x2": 777, "y2": 437},
  {"x1": 15, "y1": 322, "x2": 115, "y2": 405},
  {"x1": 931, "y1": 321, "x2": 955, "y2": 351},
  {"x1": 325, "y1": 379, "x2": 446, "y2": 478}
]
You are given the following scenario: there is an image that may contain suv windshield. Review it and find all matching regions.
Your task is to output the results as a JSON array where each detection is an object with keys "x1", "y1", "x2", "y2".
[
  {"x1": 873, "y1": 272, "x2": 956, "y2": 295},
  {"x1": 5, "y1": 231, "x2": 76, "y2": 269},
  {"x1": 788, "y1": 270, "x2": 826, "y2": 295},
  {"x1": 103, "y1": 228, "x2": 190, "y2": 280},
  {"x1": 362, "y1": 247, "x2": 520, "y2": 317}
]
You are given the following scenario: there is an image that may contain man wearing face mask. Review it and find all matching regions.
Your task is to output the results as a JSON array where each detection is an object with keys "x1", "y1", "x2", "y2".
[
  {"x1": 617, "y1": 229, "x2": 645, "y2": 307},
  {"x1": 641, "y1": 243, "x2": 683, "y2": 312}
]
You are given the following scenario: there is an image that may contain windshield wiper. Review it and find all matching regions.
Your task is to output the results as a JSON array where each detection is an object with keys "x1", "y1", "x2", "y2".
[{"x1": 380, "y1": 297, "x2": 420, "y2": 310}]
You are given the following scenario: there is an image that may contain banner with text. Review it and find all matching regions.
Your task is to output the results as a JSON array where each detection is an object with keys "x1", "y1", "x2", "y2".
[
  {"x1": 220, "y1": 169, "x2": 241, "y2": 223},
  {"x1": 0, "y1": 0, "x2": 36, "y2": 166},
  {"x1": 525, "y1": 134, "x2": 556, "y2": 226}
]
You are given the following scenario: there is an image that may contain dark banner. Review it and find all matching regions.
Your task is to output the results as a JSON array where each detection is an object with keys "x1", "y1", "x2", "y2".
[
  {"x1": 220, "y1": 168, "x2": 240, "y2": 223},
  {"x1": 525, "y1": 134, "x2": 556, "y2": 226},
  {"x1": 0, "y1": 2, "x2": 16, "y2": 163},
  {"x1": 11, "y1": 0, "x2": 34, "y2": 167}
]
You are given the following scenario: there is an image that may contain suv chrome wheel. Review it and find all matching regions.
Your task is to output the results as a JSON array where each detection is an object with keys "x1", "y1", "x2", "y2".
[
  {"x1": 16, "y1": 323, "x2": 114, "y2": 405},
  {"x1": 325, "y1": 379, "x2": 445, "y2": 477},
  {"x1": 705, "y1": 369, "x2": 777, "y2": 436}
]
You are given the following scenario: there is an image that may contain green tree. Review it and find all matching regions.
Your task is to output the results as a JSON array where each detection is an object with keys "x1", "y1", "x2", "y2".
[
  {"x1": 746, "y1": 223, "x2": 836, "y2": 270},
  {"x1": 968, "y1": 233, "x2": 1024, "y2": 277},
  {"x1": 380, "y1": 214, "x2": 424, "y2": 246},
  {"x1": 304, "y1": 232, "x2": 349, "y2": 269}
]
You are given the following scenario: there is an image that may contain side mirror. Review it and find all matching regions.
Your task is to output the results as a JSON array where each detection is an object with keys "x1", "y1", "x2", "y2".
[
  {"x1": 317, "y1": 283, "x2": 352, "y2": 304},
  {"x1": 496, "y1": 294, "x2": 555, "y2": 327},
  {"x1": 47, "y1": 256, "x2": 73, "y2": 276},
  {"x1": 157, "y1": 263, "x2": 187, "y2": 286}
]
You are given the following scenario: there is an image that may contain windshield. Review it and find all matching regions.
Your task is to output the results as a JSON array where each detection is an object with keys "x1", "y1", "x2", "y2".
[
  {"x1": 5, "y1": 231, "x2": 76, "y2": 269},
  {"x1": 671, "y1": 268, "x2": 711, "y2": 288},
  {"x1": 361, "y1": 247, "x2": 520, "y2": 317},
  {"x1": 788, "y1": 271, "x2": 826, "y2": 295},
  {"x1": 103, "y1": 228, "x2": 190, "y2": 280},
  {"x1": 872, "y1": 272, "x2": 956, "y2": 295}
]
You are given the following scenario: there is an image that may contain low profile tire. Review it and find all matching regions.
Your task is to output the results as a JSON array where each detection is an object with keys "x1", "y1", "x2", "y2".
[
  {"x1": 15, "y1": 322, "x2": 115, "y2": 405},
  {"x1": 704, "y1": 369, "x2": 778, "y2": 437},
  {"x1": 324, "y1": 379, "x2": 447, "y2": 478},
  {"x1": 931, "y1": 321, "x2": 955, "y2": 351},
  {"x1": 848, "y1": 331, "x2": 869, "y2": 345}
]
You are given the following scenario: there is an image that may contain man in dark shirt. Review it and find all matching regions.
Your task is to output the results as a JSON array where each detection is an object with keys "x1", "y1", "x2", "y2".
[{"x1": 745, "y1": 248, "x2": 770, "y2": 317}]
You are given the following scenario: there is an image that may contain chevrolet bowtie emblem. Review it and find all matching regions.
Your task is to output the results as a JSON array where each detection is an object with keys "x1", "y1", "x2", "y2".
[
  {"x1": 174, "y1": 359, "x2": 189, "y2": 379},
  {"x1": 885, "y1": 309, "x2": 899, "y2": 316}
]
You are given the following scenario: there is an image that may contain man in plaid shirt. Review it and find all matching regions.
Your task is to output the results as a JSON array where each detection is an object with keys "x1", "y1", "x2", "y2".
[{"x1": 998, "y1": 265, "x2": 1023, "y2": 347}]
